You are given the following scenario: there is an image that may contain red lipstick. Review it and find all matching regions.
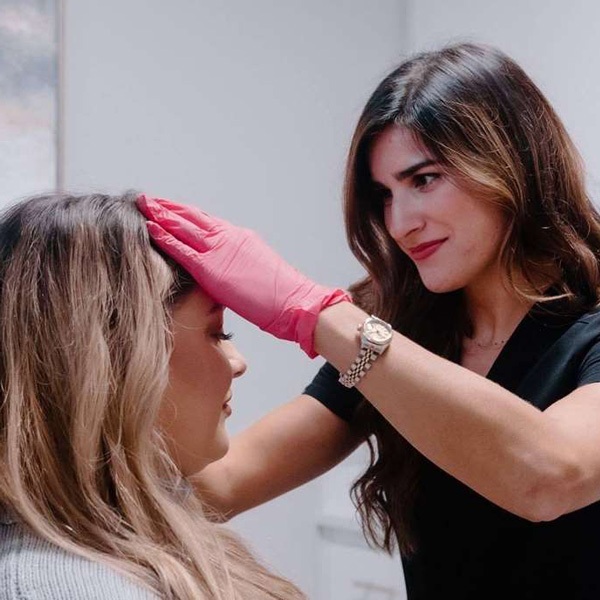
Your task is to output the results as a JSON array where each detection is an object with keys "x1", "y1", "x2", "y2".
[{"x1": 409, "y1": 238, "x2": 447, "y2": 261}]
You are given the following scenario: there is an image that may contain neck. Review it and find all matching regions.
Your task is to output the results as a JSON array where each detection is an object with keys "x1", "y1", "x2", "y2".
[{"x1": 464, "y1": 274, "x2": 533, "y2": 346}]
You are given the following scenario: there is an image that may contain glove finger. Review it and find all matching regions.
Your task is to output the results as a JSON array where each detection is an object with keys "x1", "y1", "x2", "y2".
[
  {"x1": 154, "y1": 198, "x2": 231, "y2": 232},
  {"x1": 146, "y1": 221, "x2": 212, "y2": 283},
  {"x1": 137, "y1": 194, "x2": 166, "y2": 221},
  {"x1": 140, "y1": 197, "x2": 213, "y2": 252}
]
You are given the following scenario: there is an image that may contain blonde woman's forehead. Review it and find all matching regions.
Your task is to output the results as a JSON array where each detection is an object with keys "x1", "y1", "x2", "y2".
[{"x1": 173, "y1": 287, "x2": 223, "y2": 319}]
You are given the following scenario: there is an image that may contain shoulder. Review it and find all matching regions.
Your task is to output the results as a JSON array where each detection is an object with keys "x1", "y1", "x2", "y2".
[
  {"x1": 575, "y1": 304, "x2": 600, "y2": 326},
  {"x1": 539, "y1": 305, "x2": 600, "y2": 351},
  {"x1": 562, "y1": 305, "x2": 600, "y2": 351},
  {"x1": 0, "y1": 518, "x2": 157, "y2": 600},
  {"x1": 507, "y1": 304, "x2": 600, "y2": 407}
]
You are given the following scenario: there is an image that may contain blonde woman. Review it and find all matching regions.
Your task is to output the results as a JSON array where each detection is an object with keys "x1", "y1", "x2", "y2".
[{"x1": 0, "y1": 192, "x2": 304, "y2": 599}]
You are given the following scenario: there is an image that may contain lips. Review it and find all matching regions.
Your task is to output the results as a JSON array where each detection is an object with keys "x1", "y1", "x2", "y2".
[
  {"x1": 222, "y1": 395, "x2": 232, "y2": 416},
  {"x1": 408, "y1": 238, "x2": 447, "y2": 261}
]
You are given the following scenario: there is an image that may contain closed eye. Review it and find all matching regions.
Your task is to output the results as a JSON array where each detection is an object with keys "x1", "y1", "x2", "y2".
[{"x1": 215, "y1": 331, "x2": 234, "y2": 341}]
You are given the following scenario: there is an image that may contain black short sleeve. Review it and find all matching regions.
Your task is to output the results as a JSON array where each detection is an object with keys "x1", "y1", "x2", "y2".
[
  {"x1": 303, "y1": 361, "x2": 363, "y2": 422},
  {"x1": 577, "y1": 338, "x2": 600, "y2": 386}
]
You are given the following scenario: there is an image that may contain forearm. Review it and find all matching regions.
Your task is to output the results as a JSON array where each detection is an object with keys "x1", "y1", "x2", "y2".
[
  {"x1": 190, "y1": 396, "x2": 362, "y2": 520},
  {"x1": 314, "y1": 302, "x2": 574, "y2": 520}
]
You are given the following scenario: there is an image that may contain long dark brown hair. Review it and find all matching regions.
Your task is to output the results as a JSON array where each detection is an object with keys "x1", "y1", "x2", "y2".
[{"x1": 345, "y1": 43, "x2": 600, "y2": 555}]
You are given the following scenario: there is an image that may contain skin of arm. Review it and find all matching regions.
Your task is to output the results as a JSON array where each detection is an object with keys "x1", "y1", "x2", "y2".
[
  {"x1": 191, "y1": 394, "x2": 362, "y2": 520},
  {"x1": 314, "y1": 301, "x2": 600, "y2": 522}
]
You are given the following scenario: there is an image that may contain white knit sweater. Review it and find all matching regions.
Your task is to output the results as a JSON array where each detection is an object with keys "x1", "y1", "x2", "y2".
[{"x1": 0, "y1": 511, "x2": 158, "y2": 599}]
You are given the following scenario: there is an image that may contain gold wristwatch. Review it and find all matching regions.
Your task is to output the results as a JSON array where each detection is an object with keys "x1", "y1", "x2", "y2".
[{"x1": 338, "y1": 315, "x2": 393, "y2": 388}]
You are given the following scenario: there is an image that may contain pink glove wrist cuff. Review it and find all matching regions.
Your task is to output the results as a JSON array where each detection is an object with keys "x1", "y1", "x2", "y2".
[{"x1": 296, "y1": 288, "x2": 352, "y2": 358}]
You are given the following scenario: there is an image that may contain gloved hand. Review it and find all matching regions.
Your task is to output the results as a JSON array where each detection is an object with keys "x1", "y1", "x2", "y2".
[{"x1": 137, "y1": 195, "x2": 351, "y2": 357}]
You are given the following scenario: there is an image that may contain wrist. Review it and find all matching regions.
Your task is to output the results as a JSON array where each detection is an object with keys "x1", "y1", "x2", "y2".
[
  {"x1": 338, "y1": 315, "x2": 393, "y2": 388},
  {"x1": 313, "y1": 301, "x2": 367, "y2": 360},
  {"x1": 297, "y1": 288, "x2": 352, "y2": 358}
]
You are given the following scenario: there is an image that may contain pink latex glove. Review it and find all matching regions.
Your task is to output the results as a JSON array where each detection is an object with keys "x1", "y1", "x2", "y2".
[{"x1": 137, "y1": 195, "x2": 351, "y2": 358}]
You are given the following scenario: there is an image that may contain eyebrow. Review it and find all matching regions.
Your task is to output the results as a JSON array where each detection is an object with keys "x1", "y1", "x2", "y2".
[{"x1": 393, "y1": 159, "x2": 438, "y2": 182}]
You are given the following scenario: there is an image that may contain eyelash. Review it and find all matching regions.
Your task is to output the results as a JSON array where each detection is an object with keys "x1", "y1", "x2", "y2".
[{"x1": 215, "y1": 331, "x2": 234, "y2": 341}]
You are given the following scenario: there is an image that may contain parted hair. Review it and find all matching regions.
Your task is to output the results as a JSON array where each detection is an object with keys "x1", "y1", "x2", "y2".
[
  {"x1": 0, "y1": 192, "x2": 304, "y2": 599},
  {"x1": 344, "y1": 43, "x2": 600, "y2": 554}
]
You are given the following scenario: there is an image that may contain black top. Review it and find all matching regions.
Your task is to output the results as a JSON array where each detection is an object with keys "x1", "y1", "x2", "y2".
[{"x1": 304, "y1": 304, "x2": 600, "y2": 599}]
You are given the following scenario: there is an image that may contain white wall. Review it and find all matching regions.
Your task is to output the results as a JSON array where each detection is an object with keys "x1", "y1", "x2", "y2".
[
  {"x1": 62, "y1": 1, "x2": 404, "y2": 595},
  {"x1": 405, "y1": 0, "x2": 600, "y2": 201}
]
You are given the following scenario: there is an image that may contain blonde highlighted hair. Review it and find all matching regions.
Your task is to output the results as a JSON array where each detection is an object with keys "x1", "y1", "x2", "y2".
[{"x1": 0, "y1": 192, "x2": 304, "y2": 599}]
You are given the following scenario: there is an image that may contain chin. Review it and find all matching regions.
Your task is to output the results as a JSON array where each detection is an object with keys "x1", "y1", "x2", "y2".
[
  {"x1": 179, "y1": 442, "x2": 230, "y2": 476},
  {"x1": 210, "y1": 436, "x2": 230, "y2": 463},
  {"x1": 420, "y1": 278, "x2": 464, "y2": 294}
]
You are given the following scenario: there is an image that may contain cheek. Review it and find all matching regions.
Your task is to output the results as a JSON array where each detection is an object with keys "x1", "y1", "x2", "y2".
[
  {"x1": 455, "y1": 200, "x2": 505, "y2": 254},
  {"x1": 474, "y1": 214, "x2": 506, "y2": 259},
  {"x1": 205, "y1": 347, "x2": 234, "y2": 396},
  {"x1": 167, "y1": 346, "x2": 232, "y2": 419},
  {"x1": 159, "y1": 345, "x2": 233, "y2": 472},
  {"x1": 383, "y1": 205, "x2": 392, "y2": 229}
]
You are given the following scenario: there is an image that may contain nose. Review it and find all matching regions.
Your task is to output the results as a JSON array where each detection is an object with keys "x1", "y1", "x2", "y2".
[
  {"x1": 384, "y1": 193, "x2": 425, "y2": 242},
  {"x1": 224, "y1": 341, "x2": 247, "y2": 379}
]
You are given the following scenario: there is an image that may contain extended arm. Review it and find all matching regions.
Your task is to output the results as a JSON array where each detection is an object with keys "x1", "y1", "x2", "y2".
[
  {"x1": 191, "y1": 394, "x2": 362, "y2": 519},
  {"x1": 316, "y1": 301, "x2": 600, "y2": 522},
  {"x1": 138, "y1": 196, "x2": 600, "y2": 522}
]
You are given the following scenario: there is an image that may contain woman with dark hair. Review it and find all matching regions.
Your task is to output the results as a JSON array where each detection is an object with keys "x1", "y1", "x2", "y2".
[
  {"x1": 0, "y1": 192, "x2": 305, "y2": 599},
  {"x1": 141, "y1": 43, "x2": 600, "y2": 598}
]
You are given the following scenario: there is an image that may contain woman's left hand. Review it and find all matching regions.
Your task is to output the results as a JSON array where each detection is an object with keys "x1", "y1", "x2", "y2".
[{"x1": 137, "y1": 195, "x2": 350, "y2": 357}]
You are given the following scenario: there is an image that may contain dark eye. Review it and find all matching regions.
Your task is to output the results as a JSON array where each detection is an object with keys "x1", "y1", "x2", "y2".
[{"x1": 413, "y1": 173, "x2": 439, "y2": 189}]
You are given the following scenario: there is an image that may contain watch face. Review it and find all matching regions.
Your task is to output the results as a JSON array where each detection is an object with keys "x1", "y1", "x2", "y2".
[{"x1": 363, "y1": 319, "x2": 392, "y2": 344}]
